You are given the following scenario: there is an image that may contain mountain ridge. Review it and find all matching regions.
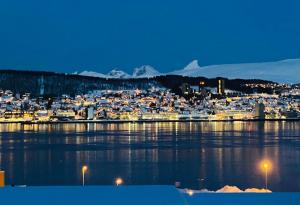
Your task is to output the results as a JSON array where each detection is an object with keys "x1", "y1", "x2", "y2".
[{"x1": 77, "y1": 59, "x2": 300, "y2": 83}]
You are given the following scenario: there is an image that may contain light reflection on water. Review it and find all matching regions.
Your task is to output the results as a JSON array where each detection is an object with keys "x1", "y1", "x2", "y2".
[{"x1": 0, "y1": 121, "x2": 300, "y2": 191}]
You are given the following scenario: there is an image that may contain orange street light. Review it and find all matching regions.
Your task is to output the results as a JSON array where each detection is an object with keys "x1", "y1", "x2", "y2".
[
  {"x1": 82, "y1": 165, "x2": 88, "y2": 186},
  {"x1": 263, "y1": 163, "x2": 269, "y2": 189},
  {"x1": 187, "y1": 189, "x2": 194, "y2": 196},
  {"x1": 259, "y1": 160, "x2": 272, "y2": 189},
  {"x1": 115, "y1": 177, "x2": 123, "y2": 186}
]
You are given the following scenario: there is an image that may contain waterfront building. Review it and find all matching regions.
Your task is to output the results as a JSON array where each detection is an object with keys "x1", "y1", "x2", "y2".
[
  {"x1": 86, "y1": 107, "x2": 95, "y2": 120},
  {"x1": 254, "y1": 102, "x2": 265, "y2": 119}
]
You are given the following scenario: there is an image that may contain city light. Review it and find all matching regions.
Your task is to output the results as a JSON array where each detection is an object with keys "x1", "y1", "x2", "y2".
[
  {"x1": 0, "y1": 83, "x2": 299, "y2": 123},
  {"x1": 82, "y1": 165, "x2": 88, "y2": 186},
  {"x1": 115, "y1": 177, "x2": 123, "y2": 186}
]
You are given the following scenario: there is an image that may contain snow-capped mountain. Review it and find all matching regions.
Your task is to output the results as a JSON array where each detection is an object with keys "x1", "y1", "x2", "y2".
[
  {"x1": 183, "y1": 59, "x2": 201, "y2": 70},
  {"x1": 106, "y1": 69, "x2": 131, "y2": 78},
  {"x1": 78, "y1": 69, "x2": 131, "y2": 79},
  {"x1": 132, "y1": 65, "x2": 161, "y2": 78},
  {"x1": 77, "y1": 59, "x2": 300, "y2": 83},
  {"x1": 170, "y1": 59, "x2": 201, "y2": 76},
  {"x1": 78, "y1": 65, "x2": 160, "y2": 79},
  {"x1": 78, "y1": 71, "x2": 107, "y2": 78},
  {"x1": 170, "y1": 59, "x2": 300, "y2": 84}
]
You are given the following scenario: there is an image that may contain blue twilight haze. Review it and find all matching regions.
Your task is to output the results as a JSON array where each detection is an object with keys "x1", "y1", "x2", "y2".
[{"x1": 0, "y1": 0, "x2": 299, "y2": 73}]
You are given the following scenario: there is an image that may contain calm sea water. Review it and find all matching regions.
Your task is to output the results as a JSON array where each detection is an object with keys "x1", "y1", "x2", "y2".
[{"x1": 0, "y1": 121, "x2": 299, "y2": 191}]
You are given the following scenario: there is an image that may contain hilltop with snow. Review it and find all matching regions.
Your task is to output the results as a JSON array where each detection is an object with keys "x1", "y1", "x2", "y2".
[
  {"x1": 78, "y1": 65, "x2": 161, "y2": 79},
  {"x1": 78, "y1": 71, "x2": 107, "y2": 78},
  {"x1": 132, "y1": 65, "x2": 161, "y2": 78},
  {"x1": 107, "y1": 69, "x2": 131, "y2": 78},
  {"x1": 77, "y1": 59, "x2": 300, "y2": 83},
  {"x1": 170, "y1": 59, "x2": 300, "y2": 84}
]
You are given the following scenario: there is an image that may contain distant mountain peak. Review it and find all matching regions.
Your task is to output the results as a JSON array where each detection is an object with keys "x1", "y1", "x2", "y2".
[
  {"x1": 183, "y1": 60, "x2": 201, "y2": 70},
  {"x1": 107, "y1": 69, "x2": 130, "y2": 78},
  {"x1": 170, "y1": 58, "x2": 300, "y2": 84},
  {"x1": 132, "y1": 65, "x2": 161, "y2": 78},
  {"x1": 78, "y1": 70, "x2": 107, "y2": 78},
  {"x1": 77, "y1": 58, "x2": 300, "y2": 83}
]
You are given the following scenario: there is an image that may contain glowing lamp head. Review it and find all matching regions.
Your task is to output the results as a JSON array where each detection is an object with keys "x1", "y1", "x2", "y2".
[
  {"x1": 259, "y1": 159, "x2": 272, "y2": 172},
  {"x1": 82, "y1": 166, "x2": 88, "y2": 173},
  {"x1": 187, "y1": 189, "x2": 194, "y2": 196},
  {"x1": 115, "y1": 177, "x2": 123, "y2": 186}
]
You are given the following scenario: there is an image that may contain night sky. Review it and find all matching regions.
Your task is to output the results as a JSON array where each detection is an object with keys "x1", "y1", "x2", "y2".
[{"x1": 0, "y1": 0, "x2": 299, "y2": 73}]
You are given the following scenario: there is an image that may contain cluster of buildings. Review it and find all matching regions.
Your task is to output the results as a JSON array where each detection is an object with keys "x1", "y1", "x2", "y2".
[{"x1": 0, "y1": 83, "x2": 299, "y2": 122}]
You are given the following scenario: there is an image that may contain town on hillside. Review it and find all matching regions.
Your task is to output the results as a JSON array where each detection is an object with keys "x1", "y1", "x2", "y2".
[{"x1": 0, "y1": 79, "x2": 299, "y2": 122}]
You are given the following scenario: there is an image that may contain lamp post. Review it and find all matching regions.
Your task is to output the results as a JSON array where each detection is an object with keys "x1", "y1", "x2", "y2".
[
  {"x1": 82, "y1": 165, "x2": 88, "y2": 186},
  {"x1": 263, "y1": 163, "x2": 269, "y2": 189},
  {"x1": 260, "y1": 160, "x2": 271, "y2": 190}
]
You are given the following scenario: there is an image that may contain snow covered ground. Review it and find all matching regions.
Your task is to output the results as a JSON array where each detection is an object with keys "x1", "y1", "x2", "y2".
[
  {"x1": 183, "y1": 191, "x2": 300, "y2": 205},
  {"x1": 0, "y1": 185, "x2": 299, "y2": 205},
  {"x1": 179, "y1": 185, "x2": 272, "y2": 194},
  {"x1": 77, "y1": 59, "x2": 300, "y2": 83},
  {"x1": 0, "y1": 186, "x2": 183, "y2": 205}
]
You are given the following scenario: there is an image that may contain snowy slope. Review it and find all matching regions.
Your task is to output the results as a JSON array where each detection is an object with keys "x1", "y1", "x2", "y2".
[
  {"x1": 182, "y1": 60, "x2": 201, "y2": 71},
  {"x1": 132, "y1": 65, "x2": 161, "y2": 78},
  {"x1": 78, "y1": 71, "x2": 107, "y2": 78},
  {"x1": 78, "y1": 66, "x2": 160, "y2": 79},
  {"x1": 106, "y1": 69, "x2": 131, "y2": 78},
  {"x1": 170, "y1": 59, "x2": 300, "y2": 83},
  {"x1": 78, "y1": 69, "x2": 131, "y2": 79},
  {"x1": 77, "y1": 59, "x2": 300, "y2": 83}
]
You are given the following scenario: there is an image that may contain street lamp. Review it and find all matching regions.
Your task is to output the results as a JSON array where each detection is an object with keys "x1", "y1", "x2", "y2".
[
  {"x1": 260, "y1": 160, "x2": 272, "y2": 189},
  {"x1": 263, "y1": 163, "x2": 269, "y2": 189},
  {"x1": 115, "y1": 177, "x2": 123, "y2": 186},
  {"x1": 82, "y1": 165, "x2": 88, "y2": 186}
]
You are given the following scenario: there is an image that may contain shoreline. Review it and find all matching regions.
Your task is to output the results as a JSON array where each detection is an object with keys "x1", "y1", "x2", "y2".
[{"x1": 0, "y1": 118, "x2": 299, "y2": 124}]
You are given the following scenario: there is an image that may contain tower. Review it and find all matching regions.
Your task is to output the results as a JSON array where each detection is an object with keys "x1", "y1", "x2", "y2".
[
  {"x1": 217, "y1": 79, "x2": 225, "y2": 95},
  {"x1": 254, "y1": 102, "x2": 265, "y2": 119}
]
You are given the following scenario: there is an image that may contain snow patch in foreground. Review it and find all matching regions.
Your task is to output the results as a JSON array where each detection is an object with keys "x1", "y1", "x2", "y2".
[{"x1": 179, "y1": 185, "x2": 271, "y2": 194}]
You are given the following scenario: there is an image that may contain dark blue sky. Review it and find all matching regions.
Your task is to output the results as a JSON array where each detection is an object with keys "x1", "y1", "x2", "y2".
[{"x1": 0, "y1": 0, "x2": 299, "y2": 73}]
